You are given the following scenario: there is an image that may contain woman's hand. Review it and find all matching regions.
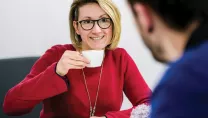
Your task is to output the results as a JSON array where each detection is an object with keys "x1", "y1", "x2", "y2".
[{"x1": 56, "y1": 50, "x2": 90, "y2": 76}]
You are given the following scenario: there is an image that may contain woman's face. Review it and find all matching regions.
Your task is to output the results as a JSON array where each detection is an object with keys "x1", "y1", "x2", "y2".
[{"x1": 73, "y1": 3, "x2": 113, "y2": 50}]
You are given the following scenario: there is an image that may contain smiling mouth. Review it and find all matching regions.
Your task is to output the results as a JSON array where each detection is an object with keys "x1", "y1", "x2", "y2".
[{"x1": 90, "y1": 36, "x2": 104, "y2": 40}]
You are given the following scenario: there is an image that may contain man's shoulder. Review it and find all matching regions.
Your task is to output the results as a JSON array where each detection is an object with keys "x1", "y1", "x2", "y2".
[
  {"x1": 156, "y1": 41, "x2": 208, "y2": 91},
  {"x1": 151, "y1": 42, "x2": 208, "y2": 118},
  {"x1": 181, "y1": 41, "x2": 208, "y2": 66}
]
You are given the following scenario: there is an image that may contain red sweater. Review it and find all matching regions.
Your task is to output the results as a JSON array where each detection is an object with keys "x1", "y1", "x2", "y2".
[{"x1": 3, "y1": 44, "x2": 151, "y2": 118}]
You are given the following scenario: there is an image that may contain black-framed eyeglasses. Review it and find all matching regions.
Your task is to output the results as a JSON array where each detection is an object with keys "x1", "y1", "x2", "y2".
[{"x1": 77, "y1": 18, "x2": 112, "y2": 30}]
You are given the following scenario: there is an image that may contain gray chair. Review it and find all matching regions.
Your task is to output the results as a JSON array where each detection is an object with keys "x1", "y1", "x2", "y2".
[{"x1": 0, "y1": 57, "x2": 42, "y2": 118}]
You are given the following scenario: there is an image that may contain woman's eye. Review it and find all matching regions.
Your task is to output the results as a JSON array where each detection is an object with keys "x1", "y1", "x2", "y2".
[
  {"x1": 100, "y1": 18, "x2": 110, "y2": 23},
  {"x1": 101, "y1": 18, "x2": 107, "y2": 22},
  {"x1": 82, "y1": 20, "x2": 93, "y2": 24}
]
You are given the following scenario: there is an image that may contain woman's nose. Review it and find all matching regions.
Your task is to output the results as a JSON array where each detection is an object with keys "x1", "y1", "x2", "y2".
[{"x1": 91, "y1": 22, "x2": 102, "y2": 33}]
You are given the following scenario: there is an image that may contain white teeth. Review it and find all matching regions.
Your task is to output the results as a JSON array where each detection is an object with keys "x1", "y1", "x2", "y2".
[{"x1": 91, "y1": 36, "x2": 103, "y2": 40}]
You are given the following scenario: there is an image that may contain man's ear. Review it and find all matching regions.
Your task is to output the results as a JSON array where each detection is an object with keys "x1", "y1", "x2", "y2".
[
  {"x1": 133, "y1": 3, "x2": 153, "y2": 33},
  {"x1": 73, "y1": 21, "x2": 80, "y2": 35}
]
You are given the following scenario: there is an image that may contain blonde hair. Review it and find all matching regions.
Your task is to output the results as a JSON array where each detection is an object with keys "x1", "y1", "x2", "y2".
[{"x1": 69, "y1": 0, "x2": 121, "y2": 50}]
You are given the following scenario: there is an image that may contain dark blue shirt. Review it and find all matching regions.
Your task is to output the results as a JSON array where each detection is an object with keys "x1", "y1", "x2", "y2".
[{"x1": 150, "y1": 22, "x2": 208, "y2": 118}]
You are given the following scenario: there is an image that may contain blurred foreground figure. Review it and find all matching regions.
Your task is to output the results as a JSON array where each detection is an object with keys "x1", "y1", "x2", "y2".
[{"x1": 128, "y1": 0, "x2": 208, "y2": 117}]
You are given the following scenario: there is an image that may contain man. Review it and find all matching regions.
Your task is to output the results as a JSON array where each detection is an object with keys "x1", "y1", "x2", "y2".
[{"x1": 127, "y1": 0, "x2": 208, "y2": 118}]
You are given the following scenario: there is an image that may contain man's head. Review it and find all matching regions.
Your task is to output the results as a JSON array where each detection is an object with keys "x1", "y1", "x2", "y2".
[{"x1": 128, "y1": 0, "x2": 208, "y2": 63}]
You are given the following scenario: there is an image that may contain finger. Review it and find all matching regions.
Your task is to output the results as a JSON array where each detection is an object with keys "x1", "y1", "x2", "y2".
[
  {"x1": 65, "y1": 51, "x2": 90, "y2": 63},
  {"x1": 68, "y1": 59, "x2": 88, "y2": 67},
  {"x1": 75, "y1": 51, "x2": 90, "y2": 63},
  {"x1": 67, "y1": 63, "x2": 85, "y2": 69},
  {"x1": 61, "y1": 57, "x2": 87, "y2": 67},
  {"x1": 78, "y1": 53, "x2": 91, "y2": 63}
]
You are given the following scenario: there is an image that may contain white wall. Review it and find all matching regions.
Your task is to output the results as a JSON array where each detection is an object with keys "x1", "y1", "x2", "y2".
[{"x1": 0, "y1": 0, "x2": 166, "y2": 110}]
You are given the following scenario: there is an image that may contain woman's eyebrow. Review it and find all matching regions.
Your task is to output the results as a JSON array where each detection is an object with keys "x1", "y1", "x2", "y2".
[
  {"x1": 99, "y1": 14, "x2": 109, "y2": 18},
  {"x1": 80, "y1": 14, "x2": 109, "y2": 20}
]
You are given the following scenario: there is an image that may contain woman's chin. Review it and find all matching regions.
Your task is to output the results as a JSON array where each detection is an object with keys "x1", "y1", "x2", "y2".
[{"x1": 89, "y1": 45, "x2": 106, "y2": 50}]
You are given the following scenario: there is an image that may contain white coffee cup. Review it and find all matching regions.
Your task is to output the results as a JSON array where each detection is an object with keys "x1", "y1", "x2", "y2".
[{"x1": 82, "y1": 50, "x2": 104, "y2": 67}]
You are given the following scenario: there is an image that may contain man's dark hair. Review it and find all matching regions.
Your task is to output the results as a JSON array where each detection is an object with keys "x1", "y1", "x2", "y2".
[{"x1": 128, "y1": 0, "x2": 208, "y2": 31}]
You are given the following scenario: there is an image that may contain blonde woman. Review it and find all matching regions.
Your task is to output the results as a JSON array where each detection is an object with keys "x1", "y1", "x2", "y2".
[{"x1": 3, "y1": 0, "x2": 151, "y2": 118}]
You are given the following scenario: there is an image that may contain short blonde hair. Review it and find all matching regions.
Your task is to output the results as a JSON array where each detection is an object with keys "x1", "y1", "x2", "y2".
[{"x1": 69, "y1": 0, "x2": 121, "y2": 50}]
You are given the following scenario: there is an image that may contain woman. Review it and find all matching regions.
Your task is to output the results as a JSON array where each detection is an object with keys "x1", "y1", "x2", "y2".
[{"x1": 3, "y1": 0, "x2": 151, "y2": 118}]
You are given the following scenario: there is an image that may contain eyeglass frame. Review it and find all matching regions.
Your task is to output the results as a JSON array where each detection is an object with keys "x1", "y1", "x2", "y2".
[{"x1": 76, "y1": 18, "x2": 112, "y2": 31}]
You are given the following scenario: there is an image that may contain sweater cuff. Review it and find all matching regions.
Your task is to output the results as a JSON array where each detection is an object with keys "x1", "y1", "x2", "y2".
[{"x1": 55, "y1": 63, "x2": 70, "y2": 89}]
